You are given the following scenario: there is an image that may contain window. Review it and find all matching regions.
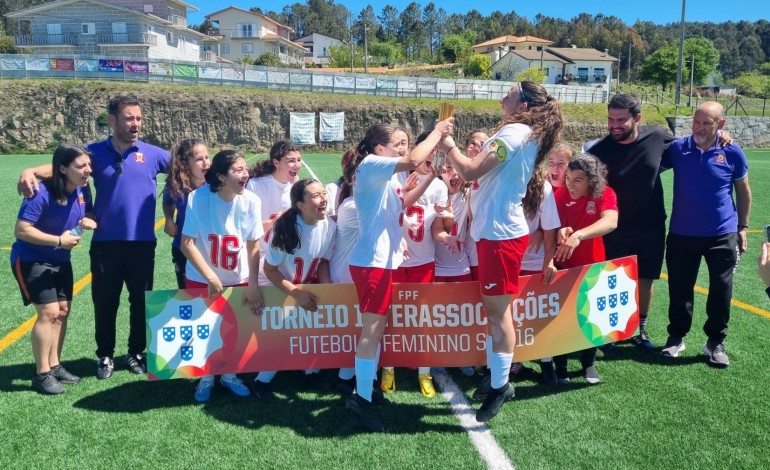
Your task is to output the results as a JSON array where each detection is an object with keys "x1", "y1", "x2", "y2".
[
  {"x1": 81, "y1": 23, "x2": 95, "y2": 35},
  {"x1": 47, "y1": 23, "x2": 62, "y2": 43},
  {"x1": 166, "y1": 31, "x2": 174, "y2": 44},
  {"x1": 202, "y1": 45, "x2": 213, "y2": 52},
  {"x1": 577, "y1": 67, "x2": 589, "y2": 80},
  {"x1": 112, "y1": 22, "x2": 127, "y2": 42},
  {"x1": 236, "y1": 23, "x2": 254, "y2": 38},
  {"x1": 594, "y1": 68, "x2": 606, "y2": 80},
  {"x1": 221, "y1": 44, "x2": 230, "y2": 54},
  {"x1": 242, "y1": 43, "x2": 253, "y2": 53}
]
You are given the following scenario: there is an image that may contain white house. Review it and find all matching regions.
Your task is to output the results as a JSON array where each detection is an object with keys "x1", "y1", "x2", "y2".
[
  {"x1": 202, "y1": 6, "x2": 305, "y2": 65},
  {"x1": 473, "y1": 35, "x2": 553, "y2": 63},
  {"x1": 294, "y1": 32, "x2": 344, "y2": 67},
  {"x1": 8, "y1": 0, "x2": 209, "y2": 62},
  {"x1": 491, "y1": 49, "x2": 569, "y2": 83}
]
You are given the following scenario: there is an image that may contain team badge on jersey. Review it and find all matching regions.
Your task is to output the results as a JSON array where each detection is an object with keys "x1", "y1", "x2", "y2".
[
  {"x1": 77, "y1": 193, "x2": 85, "y2": 205},
  {"x1": 586, "y1": 201, "x2": 596, "y2": 214},
  {"x1": 134, "y1": 152, "x2": 145, "y2": 163},
  {"x1": 487, "y1": 139, "x2": 509, "y2": 163},
  {"x1": 715, "y1": 154, "x2": 726, "y2": 164}
]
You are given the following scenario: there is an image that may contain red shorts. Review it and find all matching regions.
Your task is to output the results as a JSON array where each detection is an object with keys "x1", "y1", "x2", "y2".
[
  {"x1": 393, "y1": 262, "x2": 435, "y2": 283},
  {"x1": 470, "y1": 265, "x2": 480, "y2": 281},
  {"x1": 349, "y1": 265, "x2": 394, "y2": 316},
  {"x1": 435, "y1": 273, "x2": 474, "y2": 283},
  {"x1": 519, "y1": 269, "x2": 541, "y2": 276},
  {"x1": 184, "y1": 278, "x2": 248, "y2": 289},
  {"x1": 476, "y1": 236, "x2": 529, "y2": 296}
]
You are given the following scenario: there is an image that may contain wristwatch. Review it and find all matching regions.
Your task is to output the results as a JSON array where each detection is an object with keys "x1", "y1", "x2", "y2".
[{"x1": 738, "y1": 224, "x2": 749, "y2": 230}]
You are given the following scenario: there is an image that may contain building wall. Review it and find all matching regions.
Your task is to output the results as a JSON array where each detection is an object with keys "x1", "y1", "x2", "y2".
[
  {"x1": 208, "y1": 9, "x2": 273, "y2": 62},
  {"x1": 492, "y1": 54, "x2": 563, "y2": 83},
  {"x1": 147, "y1": 30, "x2": 200, "y2": 61},
  {"x1": 309, "y1": 33, "x2": 342, "y2": 65}
]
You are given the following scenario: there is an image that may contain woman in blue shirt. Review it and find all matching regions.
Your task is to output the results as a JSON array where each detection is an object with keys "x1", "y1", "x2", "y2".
[{"x1": 11, "y1": 144, "x2": 96, "y2": 395}]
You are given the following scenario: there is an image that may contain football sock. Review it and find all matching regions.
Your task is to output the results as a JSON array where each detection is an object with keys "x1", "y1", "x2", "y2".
[
  {"x1": 255, "y1": 370, "x2": 277, "y2": 383},
  {"x1": 355, "y1": 356, "x2": 376, "y2": 402}
]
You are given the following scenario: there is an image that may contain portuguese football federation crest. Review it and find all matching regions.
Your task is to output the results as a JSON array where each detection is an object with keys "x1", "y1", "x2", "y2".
[{"x1": 575, "y1": 259, "x2": 639, "y2": 345}]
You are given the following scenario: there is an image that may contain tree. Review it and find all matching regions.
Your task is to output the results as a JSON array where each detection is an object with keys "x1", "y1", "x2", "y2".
[
  {"x1": 254, "y1": 52, "x2": 281, "y2": 67},
  {"x1": 639, "y1": 37, "x2": 720, "y2": 90},
  {"x1": 0, "y1": 36, "x2": 18, "y2": 54},
  {"x1": 422, "y1": 2, "x2": 438, "y2": 59},
  {"x1": 463, "y1": 54, "x2": 491, "y2": 78},
  {"x1": 515, "y1": 67, "x2": 547, "y2": 83},
  {"x1": 399, "y1": 2, "x2": 425, "y2": 59},
  {"x1": 728, "y1": 72, "x2": 770, "y2": 97},
  {"x1": 378, "y1": 5, "x2": 400, "y2": 42},
  {"x1": 440, "y1": 34, "x2": 472, "y2": 63},
  {"x1": 328, "y1": 43, "x2": 364, "y2": 68},
  {"x1": 369, "y1": 41, "x2": 404, "y2": 67}
]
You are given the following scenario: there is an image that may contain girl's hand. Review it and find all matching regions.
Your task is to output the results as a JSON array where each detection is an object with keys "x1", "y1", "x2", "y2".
[
  {"x1": 527, "y1": 230, "x2": 544, "y2": 253},
  {"x1": 243, "y1": 283, "x2": 265, "y2": 315},
  {"x1": 164, "y1": 219, "x2": 178, "y2": 237},
  {"x1": 542, "y1": 261, "x2": 557, "y2": 285},
  {"x1": 59, "y1": 231, "x2": 81, "y2": 250},
  {"x1": 441, "y1": 235, "x2": 462, "y2": 255},
  {"x1": 291, "y1": 288, "x2": 319, "y2": 311},
  {"x1": 206, "y1": 276, "x2": 224, "y2": 299},
  {"x1": 555, "y1": 229, "x2": 582, "y2": 263},
  {"x1": 79, "y1": 217, "x2": 97, "y2": 230},
  {"x1": 403, "y1": 172, "x2": 420, "y2": 192}
]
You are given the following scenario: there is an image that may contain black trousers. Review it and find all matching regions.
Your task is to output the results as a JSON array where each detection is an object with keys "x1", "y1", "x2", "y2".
[
  {"x1": 171, "y1": 246, "x2": 187, "y2": 290},
  {"x1": 666, "y1": 232, "x2": 738, "y2": 343},
  {"x1": 91, "y1": 241, "x2": 156, "y2": 358}
]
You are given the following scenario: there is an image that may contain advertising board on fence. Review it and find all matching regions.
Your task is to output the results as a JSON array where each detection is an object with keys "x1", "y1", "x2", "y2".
[{"x1": 146, "y1": 256, "x2": 639, "y2": 380}]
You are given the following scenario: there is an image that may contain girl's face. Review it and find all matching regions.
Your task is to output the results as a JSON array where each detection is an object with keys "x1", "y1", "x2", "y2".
[
  {"x1": 416, "y1": 147, "x2": 437, "y2": 176},
  {"x1": 376, "y1": 130, "x2": 409, "y2": 158},
  {"x1": 297, "y1": 182, "x2": 328, "y2": 222},
  {"x1": 441, "y1": 162, "x2": 464, "y2": 195},
  {"x1": 187, "y1": 143, "x2": 210, "y2": 186},
  {"x1": 547, "y1": 149, "x2": 570, "y2": 188},
  {"x1": 219, "y1": 157, "x2": 249, "y2": 197},
  {"x1": 62, "y1": 154, "x2": 92, "y2": 190},
  {"x1": 274, "y1": 151, "x2": 302, "y2": 184},
  {"x1": 565, "y1": 168, "x2": 591, "y2": 200},
  {"x1": 466, "y1": 133, "x2": 488, "y2": 159}
]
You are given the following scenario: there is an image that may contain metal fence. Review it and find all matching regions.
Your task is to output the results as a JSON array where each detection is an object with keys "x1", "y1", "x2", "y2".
[
  {"x1": 638, "y1": 92, "x2": 769, "y2": 117},
  {"x1": 0, "y1": 53, "x2": 611, "y2": 104}
]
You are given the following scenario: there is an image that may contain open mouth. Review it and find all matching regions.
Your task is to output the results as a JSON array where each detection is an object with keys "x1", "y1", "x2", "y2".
[{"x1": 289, "y1": 171, "x2": 298, "y2": 179}]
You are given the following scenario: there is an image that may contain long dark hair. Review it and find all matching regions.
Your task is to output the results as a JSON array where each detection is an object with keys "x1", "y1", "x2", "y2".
[
  {"x1": 205, "y1": 150, "x2": 243, "y2": 193},
  {"x1": 167, "y1": 138, "x2": 205, "y2": 199},
  {"x1": 249, "y1": 140, "x2": 301, "y2": 178},
  {"x1": 496, "y1": 81, "x2": 563, "y2": 220},
  {"x1": 271, "y1": 178, "x2": 319, "y2": 255},
  {"x1": 45, "y1": 144, "x2": 91, "y2": 205},
  {"x1": 346, "y1": 123, "x2": 399, "y2": 182}
]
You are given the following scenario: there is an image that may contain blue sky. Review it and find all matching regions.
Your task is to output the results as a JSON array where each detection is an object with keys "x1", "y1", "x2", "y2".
[{"x1": 187, "y1": 1, "x2": 768, "y2": 27}]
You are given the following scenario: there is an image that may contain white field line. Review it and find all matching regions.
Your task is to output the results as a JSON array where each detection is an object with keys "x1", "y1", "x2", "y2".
[
  {"x1": 433, "y1": 369, "x2": 515, "y2": 470},
  {"x1": 303, "y1": 159, "x2": 320, "y2": 181}
]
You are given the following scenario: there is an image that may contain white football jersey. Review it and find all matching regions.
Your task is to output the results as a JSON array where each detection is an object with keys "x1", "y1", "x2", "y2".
[
  {"x1": 470, "y1": 123, "x2": 538, "y2": 241},
  {"x1": 400, "y1": 175, "x2": 449, "y2": 267},
  {"x1": 330, "y1": 197, "x2": 358, "y2": 283},
  {"x1": 325, "y1": 180, "x2": 341, "y2": 218},
  {"x1": 265, "y1": 217, "x2": 336, "y2": 284},
  {"x1": 246, "y1": 174, "x2": 292, "y2": 285},
  {"x1": 435, "y1": 192, "x2": 471, "y2": 277},
  {"x1": 521, "y1": 181, "x2": 561, "y2": 272},
  {"x1": 182, "y1": 187, "x2": 264, "y2": 286},
  {"x1": 349, "y1": 156, "x2": 404, "y2": 269}
]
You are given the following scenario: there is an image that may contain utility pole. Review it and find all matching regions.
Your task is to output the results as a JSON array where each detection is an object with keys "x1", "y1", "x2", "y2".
[
  {"x1": 627, "y1": 42, "x2": 632, "y2": 82},
  {"x1": 675, "y1": 0, "x2": 687, "y2": 104},
  {"x1": 364, "y1": 22, "x2": 368, "y2": 73},
  {"x1": 349, "y1": 14, "x2": 353, "y2": 72},
  {"x1": 688, "y1": 54, "x2": 695, "y2": 107}
]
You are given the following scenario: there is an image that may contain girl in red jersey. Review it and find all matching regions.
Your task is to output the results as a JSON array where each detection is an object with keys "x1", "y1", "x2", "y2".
[
  {"x1": 345, "y1": 119, "x2": 454, "y2": 432},
  {"x1": 552, "y1": 153, "x2": 618, "y2": 385}
]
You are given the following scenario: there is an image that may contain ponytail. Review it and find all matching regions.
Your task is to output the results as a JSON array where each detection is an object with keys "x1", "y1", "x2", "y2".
[{"x1": 271, "y1": 207, "x2": 302, "y2": 254}]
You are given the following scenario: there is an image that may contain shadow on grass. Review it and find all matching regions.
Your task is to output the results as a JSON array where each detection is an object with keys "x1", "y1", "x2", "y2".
[
  {"x1": 595, "y1": 342, "x2": 707, "y2": 366},
  {"x1": 0, "y1": 357, "x2": 95, "y2": 393}
]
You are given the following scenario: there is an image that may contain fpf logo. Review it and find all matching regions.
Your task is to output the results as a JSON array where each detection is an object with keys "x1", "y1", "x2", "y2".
[
  {"x1": 577, "y1": 264, "x2": 638, "y2": 345},
  {"x1": 149, "y1": 298, "x2": 223, "y2": 369}
]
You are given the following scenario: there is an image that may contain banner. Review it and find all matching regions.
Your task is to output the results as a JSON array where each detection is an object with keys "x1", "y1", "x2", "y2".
[
  {"x1": 51, "y1": 58, "x2": 74, "y2": 72},
  {"x1": 200, "y1": 66, "x2": 222, "y2": 79},
  {"x1": 25, "y1": 58, "x2": 50, "y2": 71},
  {"x1": 146, "y1": 257, "x2": 639, "y2": 380},
  {"x1": 173, "y1": 64, "x2": 197, "y2": 78},
  {"x1": 290, "y1": 112, "x2": 316, "y2": 145},
  {"x1": 319, "y1": 112, "x2": 344, "y2": 142},
  {"x1": 1, "y1": 58, "x2": 25, "y2": 70},
  {"x1": 150, "y1": 63, "x2": 173, "y2": 76},
  {"x1": 125, "y1": 61, "x2": 149, "y2": 74},
  {"x1": 98, "y1": 59, "x2": 123, "y2": 73},
  {"x1": 221, "y1": 67, "x2": 243, "y2": 81},
  {"x1": 244, "y1": 68, "x2": 266, "y2": 82},
  {"x1": 75, "y1": 59, "x2": 98, "y2": 72}
]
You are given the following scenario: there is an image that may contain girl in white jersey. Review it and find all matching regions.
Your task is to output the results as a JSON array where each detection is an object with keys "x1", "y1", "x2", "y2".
[
  {"x1": 382, "y1": 130, "x2": 456, "y2": 399},
  {"x1": 345, "y1": 120, "x2": 454, "y2": 433},
  {"x1": 181, "y1": 150, "x2": 265, "y2": 403},
  {"x1": 441, "y1": 81, "x2": 563, "y2": 423},
  {"x1": 463, "y1": 130, "x2": 489, "y2": 281}
]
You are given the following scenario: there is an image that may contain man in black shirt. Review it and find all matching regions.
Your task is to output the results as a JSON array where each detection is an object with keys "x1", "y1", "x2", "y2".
[{"x1": 587, "y1": 94, "x2": 674, "y2": 349}]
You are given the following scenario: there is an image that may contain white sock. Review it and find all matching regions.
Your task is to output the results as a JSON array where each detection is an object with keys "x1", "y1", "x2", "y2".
[
  {"x1": 486, "y1": 334, "x2": 513, "y2": 389},
  {"x1": 338, "y1": 367, "x2": 355, "y2": 380},
  {"x1": 255, "y1": 370, "x2": 277, "y2": 383},
  {"x1": 355, "y1": 356, "x2": 376, "y2": 402},
  {"x1": 418, "y1": 367, "x2": 431, "y2": 374}
]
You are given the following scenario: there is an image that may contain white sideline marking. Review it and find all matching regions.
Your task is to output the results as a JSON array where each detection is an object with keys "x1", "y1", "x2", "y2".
[
  {"x1": 303, "y1": 159, "x2": 320, "y2": 182},
  {"x1": 433, "y1": 369, "x2": 515, "y2": 470}
]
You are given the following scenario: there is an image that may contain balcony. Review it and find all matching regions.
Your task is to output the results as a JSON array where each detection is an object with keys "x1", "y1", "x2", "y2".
[
  {"x1": 230, "y1": 32, "x2": 258, "y2": 39},
  {"x1": 97, "y1": 33, "x2": 157, "y2": 46},
  {"x1": 14, "y1": 34, "x2": 77, "y2": 47},
  {"x1": 168, "y1": 15, "x2": 186, "y2": 27},
  {"x1": 200, "y1": 50, "x2": 217, "y2": 62}
]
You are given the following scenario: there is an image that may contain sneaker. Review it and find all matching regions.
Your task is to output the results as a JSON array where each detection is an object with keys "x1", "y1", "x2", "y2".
[
  {"x1": 703, "y1": 341, "x2": 729, "y2": 367},
  {"x1": 305, "y1": 372, "x2": 332, "y2": 392},
  {"x1": 221, "y1": 375, "x2": 251, "y2": 397},
  {"x1": 380, "y1": 368, "x2": 396, "y2": 393},
  {"x1": 334, "y1": 377, "x2": 355, "y2": 396},
  {"x1": 476, "y1": 382, "x2": 515, "y2": 423},
  {"x1": 125, "y1": 353, "x2": 146, "y2": 374},
  {"x1": 51, "y1": 365, "x2": 80, "y2": 384},
  {"x1": 194, "y1": 377, "x2": 214, "y2": 402},
  {"x1": 472, "y1": 373, "x2": 491, "y2": 402},
  {"x1": 32, "y1": 371, "x2": 64, "y2": 395},
  {"x1": 584, "y1": 365, "x2": 601, "y2": 384},
  {"x1": 540, "y1": 361, "x2": 557, "y2": 385},
  {"x1": 96, "y1": 357, "x2": 114, "y2": 380},
  {"x1": 251, "y1": 380, "x2": 274, "y2": 400},
  {"x1": 460, "y1": 367, "x2": 476, "y2": 377},
  {"x1": 371, "y1": 386, "x2": 391, "y2": 406},
  {"x1": 346, "y1": 392, "x2": 384, "y2": 432},
  {"x1": 661, "y1": 337, "x2": 686, "y2": 358},
  {"x1": 598, "y1": 342, "x2": 616, "y2": 354},
  {"x1": 556, "y1": 366, "x2": 570, "y2": 385},
  {"x1": 418, "y1": 373, "x2": 436, "y2": 398},
  {"x1": 631, "y1": 327, "x2": 656, "y2": 349}
]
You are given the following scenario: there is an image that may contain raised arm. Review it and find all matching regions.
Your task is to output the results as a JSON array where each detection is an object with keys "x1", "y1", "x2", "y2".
[
  {"x1": 394, "y1": 117, "x2": 453, "y2": 173},
  {"x1": 18, "y1": 164, "x2": 53, "y2": 197}
]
